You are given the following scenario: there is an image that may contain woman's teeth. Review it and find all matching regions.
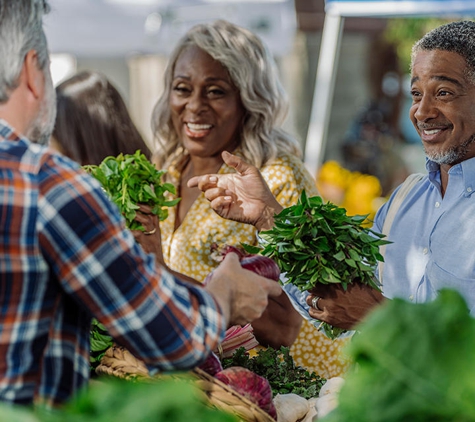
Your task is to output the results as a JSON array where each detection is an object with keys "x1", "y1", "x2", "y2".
[{"x1": 187, "y1": 123, "x2": 212, "y2": 131}]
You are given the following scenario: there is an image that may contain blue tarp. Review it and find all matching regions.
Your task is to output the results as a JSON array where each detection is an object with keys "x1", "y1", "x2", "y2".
[{"x1": 325, "y1": 0, "x2": 475, "y2": 17}]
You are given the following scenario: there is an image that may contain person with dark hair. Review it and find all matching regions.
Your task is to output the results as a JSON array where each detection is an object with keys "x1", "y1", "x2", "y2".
[
  {"x1": 51, "y1": 70, "x2": 151, "y2": 165},
  {"x1": 188, "y1": 20, "x2": 475, "y2": 335},
  {"x1": 0, "y1": 0, "x2": 282, "y2": 407}
]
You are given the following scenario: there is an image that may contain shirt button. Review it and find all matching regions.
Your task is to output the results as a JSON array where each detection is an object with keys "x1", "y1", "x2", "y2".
[
  {"x1": 467, "y1": 187, "x2": 473, "y2": 193},
  {"x1": 435, "y1": 202, "x2": 440, "y2": 208},
  {"x1": 423, "y1": 247, "x2": 428, "y2": 254},
  {"x1": 409, "y1": 295, "x2": 414, "y2": 301}
]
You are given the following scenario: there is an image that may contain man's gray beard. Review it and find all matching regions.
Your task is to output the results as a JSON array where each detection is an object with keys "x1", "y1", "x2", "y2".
[
  {"x1": 27, "y1": 70, "x2": 57, "y2": 146},
  {"x1": 425, "y1": 133, "x2": 475, "y2": 165}
]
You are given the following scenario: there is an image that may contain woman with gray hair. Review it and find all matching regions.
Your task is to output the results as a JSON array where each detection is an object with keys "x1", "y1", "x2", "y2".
[{"x1": 147, "y1": 20, "x2": 349, "y2": 377}]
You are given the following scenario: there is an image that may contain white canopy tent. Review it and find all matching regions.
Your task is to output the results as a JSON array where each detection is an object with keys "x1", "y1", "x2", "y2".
[
  {"x1": 304, "y1": 0, "x2": 475, "y2": 177},
  {"x1": 44, "y1": 0, "x2": 296, "y2": 58}
]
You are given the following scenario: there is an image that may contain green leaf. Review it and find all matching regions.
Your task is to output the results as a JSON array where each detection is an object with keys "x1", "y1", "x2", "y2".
[
  {"x1": 324, "y1": 289, "x2": 475, "y2": 422},
  {"x1": 83, "y1": 150, "x2": 180, "y2": 230},
  {"x1": 222, "y1": 346, "x2": 326, "y2": 399}
]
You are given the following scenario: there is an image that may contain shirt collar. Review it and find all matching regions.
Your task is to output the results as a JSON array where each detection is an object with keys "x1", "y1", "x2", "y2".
[
  {"x1": 426, "y1": 156, "x2": 475, "y2": 196},
  {"x1": 0, "y1": 119, "x2": 27, "y2": 143}
]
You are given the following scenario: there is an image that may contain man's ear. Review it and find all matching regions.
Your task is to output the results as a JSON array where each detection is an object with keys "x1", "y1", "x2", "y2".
[{"x1": 22, "y1": 49, "x2": 43, "y2": 100}]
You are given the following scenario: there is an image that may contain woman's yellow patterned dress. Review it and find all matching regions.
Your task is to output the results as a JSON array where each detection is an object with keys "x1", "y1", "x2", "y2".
[{"x1": 160, "y1": 152, "x2": 350, "y2": 379}]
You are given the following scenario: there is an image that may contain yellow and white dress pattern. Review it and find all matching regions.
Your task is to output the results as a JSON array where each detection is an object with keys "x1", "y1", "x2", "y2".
[{"x1": 161, "y1": 151, "x2": 350, "y2": 379}]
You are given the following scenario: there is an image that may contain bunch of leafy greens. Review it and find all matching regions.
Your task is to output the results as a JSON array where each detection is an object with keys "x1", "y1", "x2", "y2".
[
  {"x1": 244, "y1": 190, "x2": 389, "y2": 339},
  {"x1": 83, "y1": 150, "x2": 180, "y2": 231},
  {"x1": 222, "y1": 346, "x2": 326, "y2": 399},
  {"x1": 1, "y1": 377, "x2": 237, "y2": 422},
  {"x1": 321, "y1": 289, "x2": 475, "y2": 422}
]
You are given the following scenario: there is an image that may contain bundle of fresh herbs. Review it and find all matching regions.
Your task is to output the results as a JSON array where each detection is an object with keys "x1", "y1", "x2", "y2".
[
  {"x1": 222, "y1": 346, "x2": 326, "y2": 399},
  {"x1": 83, "y1": 149, "x2": 180, "y2": 231},
  {"x1": 244, "y1": 190, "x2": 389, "y2": 339}
]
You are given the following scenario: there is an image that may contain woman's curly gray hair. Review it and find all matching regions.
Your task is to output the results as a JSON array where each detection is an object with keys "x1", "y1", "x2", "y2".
[
  {"x1": 411, "y1": 20, "x2": 475, "y2": 84},
  {"x1": 151, "y1": 19, "x2": 302, "y2": 168}
]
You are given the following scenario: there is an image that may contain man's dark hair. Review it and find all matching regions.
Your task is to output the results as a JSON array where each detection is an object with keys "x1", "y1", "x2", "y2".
[{"x1": 411, "y1": 20, "x2": 475, "y2": 83}]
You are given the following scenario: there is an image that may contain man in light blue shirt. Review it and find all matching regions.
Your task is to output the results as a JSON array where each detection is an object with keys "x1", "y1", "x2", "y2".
[{"x1": 303, "y1": 20, "x2": 475, "y2": 328}]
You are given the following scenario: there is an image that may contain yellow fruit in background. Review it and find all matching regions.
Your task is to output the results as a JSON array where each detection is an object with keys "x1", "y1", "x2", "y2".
[{"x1": 317, "y1": 161, "x2": 386, "y2": 226}]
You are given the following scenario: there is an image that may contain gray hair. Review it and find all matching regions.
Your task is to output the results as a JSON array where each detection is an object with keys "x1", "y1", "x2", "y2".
[
  {"x1": 0, "y1": 0, "x2": 51, "y2": 102},
  {"x1": 411, "y1": 20, "x2": 475, "y2": 84},
  {"x1": 151, "y1": 19, "x2": 302, "y2": 169}
]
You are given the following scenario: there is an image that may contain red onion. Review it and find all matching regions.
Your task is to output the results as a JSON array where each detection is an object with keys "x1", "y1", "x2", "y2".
[
  {"x1": 205, "y1": 244, "x2": 281, "y2": 285},
  {"x1": 198, "y1": 351, "x2": 223, "y2": 376},
  {"x1": 215, "y1": 366, "x2": 277, "y2": 419}
]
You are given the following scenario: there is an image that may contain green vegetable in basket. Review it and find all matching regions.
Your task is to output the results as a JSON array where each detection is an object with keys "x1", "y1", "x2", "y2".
[
  {"x1": 89, "y1": 319, "x2": 114, "y2": 373},
  {"x1": 83, "y1": 149, "x2": 180, "y2": 231},
  {"x1": 222, "y1": 346, "x2": 326, "y2": 399},
  {"x1": 243, "y1": 190, "x2": 390, "y2": 339},
  {"x1": 321, "y1": 289, "x2": 475, "y2": 422}
]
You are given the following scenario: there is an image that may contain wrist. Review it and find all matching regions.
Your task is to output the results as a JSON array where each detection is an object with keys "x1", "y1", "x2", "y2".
[{"x1": 254, "y1": 203, "x2": 282, "y2": 231}]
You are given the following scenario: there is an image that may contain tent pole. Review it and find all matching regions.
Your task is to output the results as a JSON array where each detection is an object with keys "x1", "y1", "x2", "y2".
[{"x1": 303, "y1": 13, "x2": 344, "y2": 178}]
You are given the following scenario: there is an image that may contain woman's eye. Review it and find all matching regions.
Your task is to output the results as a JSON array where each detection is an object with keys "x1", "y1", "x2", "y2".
[
  {"x1": 173, "y1": 85, "x2": 190, "y2": 94},
  {"x1": 208, "y1": 87, "x2": 225, "y2": 97}
]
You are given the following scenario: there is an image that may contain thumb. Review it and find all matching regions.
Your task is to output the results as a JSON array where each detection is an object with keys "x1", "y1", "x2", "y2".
[
  {"x1": 221, "y1": 250, "x2": 241, "y2": 267},
  {"x1": 222, "y1": 151, "x2": 254, "y2": 176},
  {"x1": 266, "y1": 279, "x2": 283, "y2": 297}
]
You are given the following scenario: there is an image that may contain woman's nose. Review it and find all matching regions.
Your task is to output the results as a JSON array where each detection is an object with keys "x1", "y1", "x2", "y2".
[{"x1": 185, "y1": 91, "x2": 208, "y2": 114}]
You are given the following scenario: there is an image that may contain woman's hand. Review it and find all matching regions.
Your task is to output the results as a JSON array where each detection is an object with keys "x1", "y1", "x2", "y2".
[
  {"x1": 132, "y1": 204, "x2": 203, "y2": 286},
  {"x1": 130, "y1": 204, "x2": 164, "y2": 265},
  {"x1": 187, "y1": 151, "x2": 283, "y2": 230}
]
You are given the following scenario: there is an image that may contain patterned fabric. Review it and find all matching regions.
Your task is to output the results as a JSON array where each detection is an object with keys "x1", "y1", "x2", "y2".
[
  {"x1": 0, "y1": 120, "x2": 225, "y2": 406},
  {"x1": 161, "y1": 150, "x2": 349, "y2": 377},
  {"x1": 283, "y1": 283, "x2": 352, "y2": 378}
]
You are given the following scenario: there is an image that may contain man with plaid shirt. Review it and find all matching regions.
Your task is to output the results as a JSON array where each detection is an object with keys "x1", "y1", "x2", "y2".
[{"x1": 0, "y1": 0, "x2": 281, "y2": 407}]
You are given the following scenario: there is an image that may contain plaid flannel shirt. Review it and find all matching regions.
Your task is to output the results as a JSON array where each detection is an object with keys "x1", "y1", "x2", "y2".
[{"x1": 0, "y1": 120, "x2": 225, "y2": 406}]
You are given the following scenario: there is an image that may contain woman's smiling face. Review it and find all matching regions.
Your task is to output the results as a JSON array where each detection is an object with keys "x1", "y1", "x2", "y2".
[
  {"x1": 410, "y1": 49, "x2": 475, "y2": 167},
  {"x1": 169, "y1": 45, "x2": 245, "y2": 159}
]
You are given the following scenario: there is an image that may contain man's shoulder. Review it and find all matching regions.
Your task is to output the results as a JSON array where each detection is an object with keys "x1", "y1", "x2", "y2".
[{"x1": 0, "y1": 139, "x2": 79, "y2": 176}]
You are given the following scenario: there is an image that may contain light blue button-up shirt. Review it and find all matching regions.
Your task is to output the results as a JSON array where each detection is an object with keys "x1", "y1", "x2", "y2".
[{"x1": 373, "y1": 156, "x2": 475, "y2": 314}]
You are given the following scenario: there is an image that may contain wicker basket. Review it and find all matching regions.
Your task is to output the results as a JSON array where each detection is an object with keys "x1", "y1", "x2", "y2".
[
  {"x1": 192, "y1": 367, "x2": 275, "y2": 422},
  {"x1": 95, "y1": 346, "x2": 275, "y2": 422}
]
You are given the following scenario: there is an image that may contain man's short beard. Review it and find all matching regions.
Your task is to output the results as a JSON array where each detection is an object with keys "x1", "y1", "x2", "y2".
[
  {"x1": 425, "y1": 133, "x2": 475, "y2": 165},
  {"x1": 27, "y1": 68, "x2": 57, "y2": 146}
]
